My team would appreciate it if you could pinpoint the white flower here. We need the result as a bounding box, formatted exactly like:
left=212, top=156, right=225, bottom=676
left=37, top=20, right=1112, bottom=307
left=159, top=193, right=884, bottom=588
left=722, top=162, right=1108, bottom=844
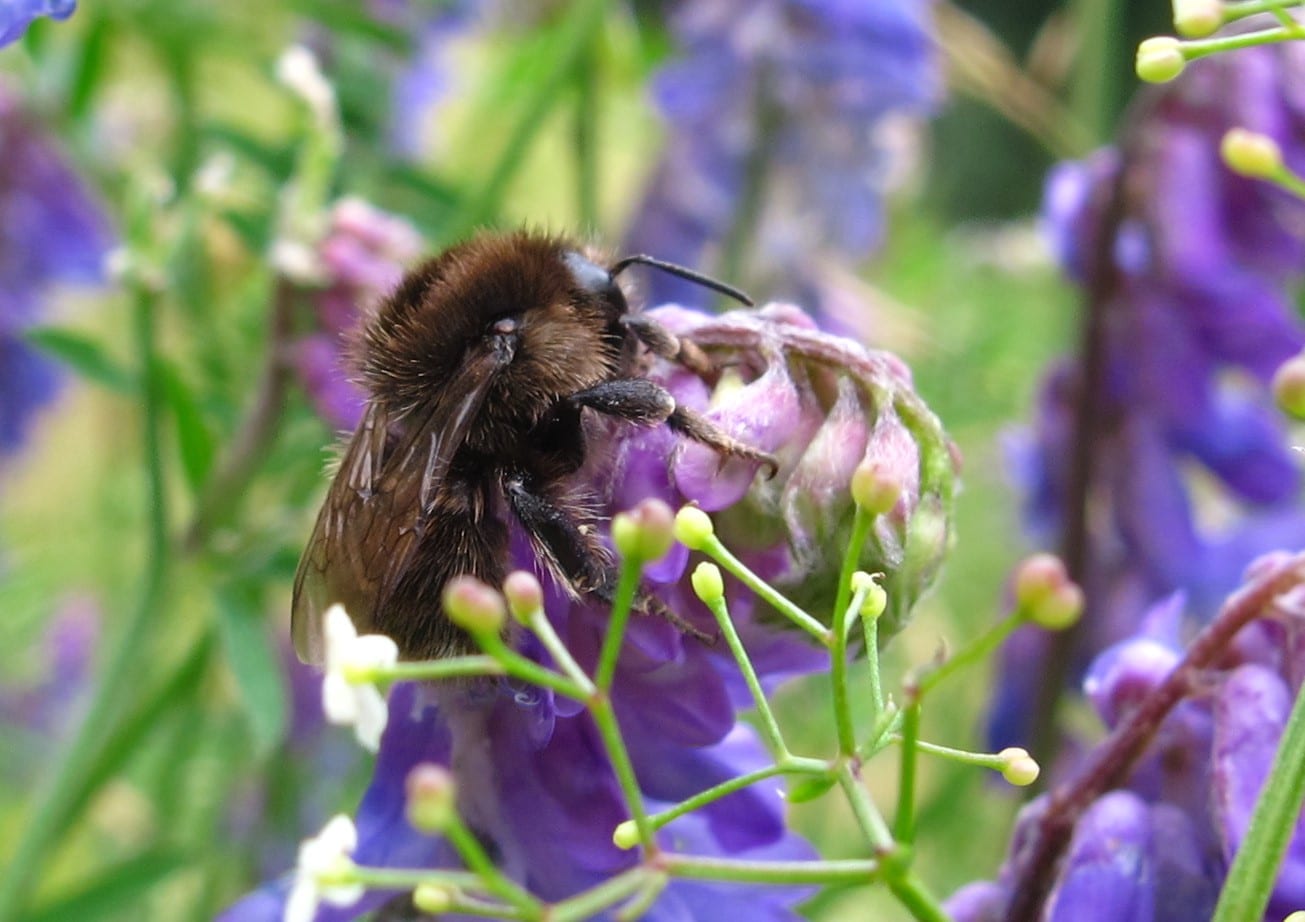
left=284, top=814, right=364, bottom=922
left=321, top=604, right=399, bottom=752
left=276, top=44, right=336, bottom=128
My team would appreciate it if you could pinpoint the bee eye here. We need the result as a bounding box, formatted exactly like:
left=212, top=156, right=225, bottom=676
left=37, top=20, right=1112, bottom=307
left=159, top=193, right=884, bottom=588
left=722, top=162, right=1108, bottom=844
left=562, top=251, right=618, bottom=298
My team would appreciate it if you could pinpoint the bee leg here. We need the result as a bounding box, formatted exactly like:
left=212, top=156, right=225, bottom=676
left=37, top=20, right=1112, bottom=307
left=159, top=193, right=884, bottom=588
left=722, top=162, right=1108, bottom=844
left=621, top=314, right=714, bottom=379
left=502, top=474, right=712, bottom=642
left=569, top=379, right=778, bottom=477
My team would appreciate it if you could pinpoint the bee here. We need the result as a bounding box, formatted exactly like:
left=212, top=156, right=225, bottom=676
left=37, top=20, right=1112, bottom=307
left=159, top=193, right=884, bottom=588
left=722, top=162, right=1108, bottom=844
left=292, top=230, right=774, bottom=664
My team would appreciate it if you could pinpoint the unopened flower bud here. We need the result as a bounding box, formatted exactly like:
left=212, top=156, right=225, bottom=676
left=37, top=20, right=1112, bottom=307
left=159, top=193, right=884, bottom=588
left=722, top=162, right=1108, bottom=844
left=413, top=884, right=457, bottom=914
left=1172, top=0, right=1221, bottom=38
left=1273, top=353, right=1305, bottom=420
left=851, top=459, right=903, bottom=516
left=691, top=562, right=726, bottom=605
left=851, top=571, right=887, bottom=620
left=442, top=576, right=506, bottom=635
left=503, top=571, right=544, bottom=624
left=674, top=506, right=715, bottom=550
left=1034, top=584, right=1084, bottom=631
left=1014, top=553, right=1071, bottom=612
left=406, top=763, right=457, bottom=832
left=612, top=498, right=676, bottom=563
left=612, top=819, right=639, bottom=850
left=1222, top=129, right=1283, bottom=180
left=998, top=747, right=1040, bottom=786
left=1136, top=37, right=1186, bottom=83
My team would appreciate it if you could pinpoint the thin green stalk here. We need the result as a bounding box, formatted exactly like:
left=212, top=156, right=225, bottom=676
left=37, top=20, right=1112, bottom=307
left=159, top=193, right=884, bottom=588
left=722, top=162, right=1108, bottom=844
left=1070, top=0, right=1121, bottom=142
left=0, top=284, right=171, bottom=922
left=889, top=735, right=1007, bottom=769
left=835, top=764, right=895, bottom=850
left=573, top=33, right=599, bottom=231
left=887, top=872, right=951, bottom=922
left=702, top=535, right=829, bottom=642
left=1224, top=0, right=1302, bottom=21
left=701, top=593, right=789, bottom=754
left=378, top=656, right=507, bottom=682
left=595, top=556, right=640, bottom=691
left=590, top=695, right=655, bottom=851
left=663, top=855, right=879, bottom=886
left=644, top=764, right=789, bottom=833
left=1182, top=27, right=1305, bottom=60
left=916, top=612, right=1023, bottom=697
left=551, top=868, right=655, bottom=922
left=615, top=873, right=668, bottom=922
left=448, top=0, right=609, bottom=240
left=527, top=608, right=597, bottom=694
left=830, top=508, right=874, bottom=756
left=1212, top=682, right=1305, bottom=921
left=444, top=819, right=539, bottom=913
left=893, top=701, right=921, bottom=845
left=348, top=867, right=484, bottom=892
left=477, top=635, right=591, bottom=700
left=862, top=609, right=883, bottom=734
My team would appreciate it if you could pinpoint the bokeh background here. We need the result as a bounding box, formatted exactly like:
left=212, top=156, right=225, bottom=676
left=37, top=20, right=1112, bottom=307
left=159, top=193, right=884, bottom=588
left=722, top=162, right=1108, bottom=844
left=0, top=1, right=1264, bottom=920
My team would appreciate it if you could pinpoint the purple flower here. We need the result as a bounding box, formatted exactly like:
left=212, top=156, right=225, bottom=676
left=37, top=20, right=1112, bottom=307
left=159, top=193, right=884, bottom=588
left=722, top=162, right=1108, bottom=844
left=0, top=0, right=76, bottom=47
left=292, top=198, right=423, bottom=430
left=623, top=0, right=938, bottom=313
left=991, top=42, right=1305, bottom=749
left=226, top=302, right=957, bottom=919
left=0, top=89, right=111, bottom=456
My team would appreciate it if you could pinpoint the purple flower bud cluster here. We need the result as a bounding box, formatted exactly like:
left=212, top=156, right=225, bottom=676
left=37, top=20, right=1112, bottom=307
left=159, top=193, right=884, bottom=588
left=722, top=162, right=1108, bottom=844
left=951, top=570, right=1305, bottom=921
left=291, top=198, right=423, bottom=431
left=0, top=0, right=76, bottom=47
left=992, top=42, right=1305, bottom=749
left=623, top=0, right=938, bottom=310
left=0, top=89, right=111, bottom=457
left=225, top=302, right=957, bottom=920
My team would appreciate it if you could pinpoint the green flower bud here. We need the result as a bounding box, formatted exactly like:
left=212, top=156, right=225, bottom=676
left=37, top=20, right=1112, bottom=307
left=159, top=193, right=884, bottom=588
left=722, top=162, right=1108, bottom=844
left=1222, top=129, right=1283, bottom=180
left=1273, top=352, right=1305, bottom=420
left=503, top=570, right=544, bottom=625
left=1136, top=37, right=1186, bottom=84
left=413, top=884, right=457, bottom=914
left=691, top=562, right=726, bottom=605
left=612, top=498, right=676, bottom=563
left=406, top=763, right=457, bottom=833
left=998, top=747, right=1040, bottom=786
left=1172, top=0, right=1221, bottom=38
left=851, top=458, right=903, bottom=516
left=442, top=576, right=506, bottom=635
left=673, top=505, right=715, bottom=550
left=612, top=819, right=639, bottom=850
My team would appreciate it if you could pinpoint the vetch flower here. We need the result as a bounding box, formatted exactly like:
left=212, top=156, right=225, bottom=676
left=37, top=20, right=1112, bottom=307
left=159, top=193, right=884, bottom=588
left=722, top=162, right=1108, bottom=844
left=284, top=814, right=364, bottom=922
left=321, top=604, right=398, bottom=752
left=0, top=0, right=76, bottom=47
left=227, top=302, right=957, bottom=919
left=624, top=0, right=938, bottom=316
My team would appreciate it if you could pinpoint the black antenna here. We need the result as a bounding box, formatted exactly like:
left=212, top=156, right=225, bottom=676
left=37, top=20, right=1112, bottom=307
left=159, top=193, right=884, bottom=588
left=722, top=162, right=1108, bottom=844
left=609, top=254, right=754, bottom=307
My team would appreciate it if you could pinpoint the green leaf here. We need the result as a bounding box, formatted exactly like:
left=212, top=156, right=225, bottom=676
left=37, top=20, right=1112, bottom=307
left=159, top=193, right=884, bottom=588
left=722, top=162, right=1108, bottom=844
left=787, top=775, right=838, bottom=804
left=158, top=360, right=217, bottom=493
left=26, top=848, right=186, bottom=922
left=216, top=586, right=288, bottom=758
left=68, top=13, right=113, bottom=121
left=24, top=327, right=135, bottom=393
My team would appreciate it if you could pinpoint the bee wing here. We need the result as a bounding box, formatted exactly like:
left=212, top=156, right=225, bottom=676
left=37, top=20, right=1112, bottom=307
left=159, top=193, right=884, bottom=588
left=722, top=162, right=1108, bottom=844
left=291, top=346, right=508, bottom=664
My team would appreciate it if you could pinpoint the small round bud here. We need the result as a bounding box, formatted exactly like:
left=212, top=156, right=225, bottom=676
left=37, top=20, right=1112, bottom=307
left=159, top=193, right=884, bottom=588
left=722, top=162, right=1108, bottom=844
left=1013, top=553, right=1070, bottom=611
left=406, top=763, right=457, bottom=832
left=612, top=819, right=639, bottom=850
left=998, top=747, right=1040, bottom=787
left=1172, top=0, right=1221, bottom=38
left=1032, top=583, right=1084, bottom=631
left=1222, top=129, right=1283, bottom=180
left=503, top=570, right=544, bottom=625
left=413, top=884, right=457, bottom=914
left=673, top=506, right=715, bottom=550
left=851, top=571, right=888, bottom=621
left=691, top=562, right=726, bottom=605
left=1136, top=36, right=1186, bottom=83
left=1273, top=353, right=1305, bottom=420
left=1284, top=912, right=1305, bottom=922
left=442, top=576, right=506, bottom=635
left=850, top=459, right=902, bottom=516
left=611, top=498, right=676, bottom=563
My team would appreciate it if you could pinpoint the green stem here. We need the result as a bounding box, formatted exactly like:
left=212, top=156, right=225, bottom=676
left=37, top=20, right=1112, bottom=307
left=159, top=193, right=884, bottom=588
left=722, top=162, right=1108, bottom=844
left=614, top=873, right=668, bottom=922
left=1224, top=0, right=1302, bottom=21
left=836, top=764, right=895, bottom=850
left=702, top=594, right=789, bottom=754
left=644, top=764, right=789, bottom=833
left=551, top=868, right=655, bottom=922
left=887, top=872, right=951, bottom=922
left=862, top=610, right=883, bottom=734
left=444, top=819, right=539, bottom=912
left=1070, top=0, right=1121, bottom=142
left=448, top=0, right=609, bottom=240
left=830, top=509, right=874, bottom=756
left=663, top=855, right=879, bottom=886
left=718, top=65, right=778, bottom=290
left=348, top=866, right=484, bottom=892
left=1212, top=681, right=1305, bottom=922
left=590, top=695, right=655, bottom=851
left=595, top=556, right=640, bottom=691
left=1182, top=27, right=1305, bottom=61
left=527, top=608, right=597, bottom=695
left=378, top=656, right=507, bottom=682
left=703, top=535, right=830, bottom=642
left=916, top=612, right=1023, bottom=697
left=0, top=285, right=171, bottom=922
left=573, top=31, right=599, bottom=231
left=893, top=700, right=921, bottom=845
left=888, top=735, right=1007, bottom=769
left=477, top=635, right=590, bottom=700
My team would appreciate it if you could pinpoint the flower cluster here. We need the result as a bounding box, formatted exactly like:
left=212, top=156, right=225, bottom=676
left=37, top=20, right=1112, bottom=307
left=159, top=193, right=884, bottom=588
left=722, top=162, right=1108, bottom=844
left=951, top=556, right=1305, bottom=920
left=623, top=0, right=938, bottom=315
left=290, top=197, right=423, bottom=431
left=0, top=89, right=111, bottom=458
left=991, top=40, right=1305, bottom=749
left=223, top=300, right=957, bottom=920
